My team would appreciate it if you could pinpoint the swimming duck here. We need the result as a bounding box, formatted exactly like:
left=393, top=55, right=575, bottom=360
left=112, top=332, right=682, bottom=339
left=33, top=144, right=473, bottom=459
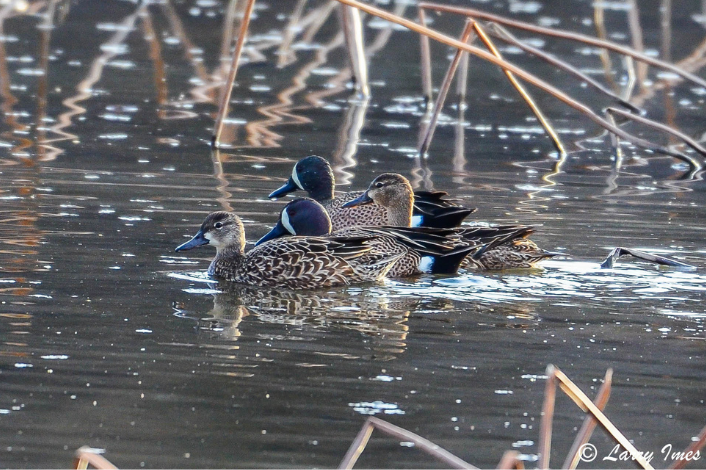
left=257, top=198, right=532, bottom=277
left=174, top=211, right=403, bottom=289
left=268, top=155, right=475, bottom=231
left=343, top=173, right=560, bottom=270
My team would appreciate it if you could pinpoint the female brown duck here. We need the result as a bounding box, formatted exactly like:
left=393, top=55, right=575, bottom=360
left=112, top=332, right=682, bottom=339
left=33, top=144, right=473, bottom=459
left=269, top=156, right=475, bottom=230
left=175, top=211, right=403, bottom=289
left=342, top=173, right=560, bottom=270
left=257, top=198, right=533, bottom=276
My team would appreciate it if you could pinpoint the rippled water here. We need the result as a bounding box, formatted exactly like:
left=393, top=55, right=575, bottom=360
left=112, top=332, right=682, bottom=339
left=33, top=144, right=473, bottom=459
left=0, top=0, right=705, bottom=468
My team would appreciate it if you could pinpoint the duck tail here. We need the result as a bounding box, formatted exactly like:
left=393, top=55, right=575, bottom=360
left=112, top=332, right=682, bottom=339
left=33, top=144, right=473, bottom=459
left=427, top=245, right=478, bottom=274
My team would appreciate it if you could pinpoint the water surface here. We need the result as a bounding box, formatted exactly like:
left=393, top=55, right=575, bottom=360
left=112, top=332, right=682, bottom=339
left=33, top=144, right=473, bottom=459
left=0, top=0, right=705, bottom=468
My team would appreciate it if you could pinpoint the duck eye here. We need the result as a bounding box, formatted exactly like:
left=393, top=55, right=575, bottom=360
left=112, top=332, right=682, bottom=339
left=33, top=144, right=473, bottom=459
left=215, top=222, right=223, bottom=229
left=374, top=181, right=384, bottom=188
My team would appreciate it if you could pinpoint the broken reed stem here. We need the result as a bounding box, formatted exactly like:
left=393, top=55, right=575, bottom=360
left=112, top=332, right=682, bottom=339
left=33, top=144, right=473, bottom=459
left=418, top=19, right=475, bottom=156
left=496, top=450, right=525, bottom=469
left=486, top=23, right=640, bottom=113
left=418, top=8, right=432, bottom=104
left=418, top=2, right=706, bottom=90
left=606, top=106, right=706, bottom=157
left=473, top=22, right=565, bottom=156
left=341, top=4, right=369, bottom=97
left=212, top=0, right=256, bottom=148
left=73, top=447, right=118, bottom=470
left=334, top=0, right=702, bottom=165
left=599, top=247, right=696, bottom=270
left=338, top=417, right=477, bottom=469
left=668, top=424, right=706, bottom=470
left=537, top=365, right=557, bottom=469
left=562, top=368, right=613, bottom=470
left=552, top=367, right=654, bottom=470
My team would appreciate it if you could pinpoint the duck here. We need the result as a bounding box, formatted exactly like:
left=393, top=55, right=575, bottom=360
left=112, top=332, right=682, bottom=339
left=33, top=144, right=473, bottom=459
left=174, top=211, right=404, bottom=289
left=342, top=173, right=560, bottom=270
left=268, top=155, right=475, bottom=231
left=256, top=198, right=533, bottom=277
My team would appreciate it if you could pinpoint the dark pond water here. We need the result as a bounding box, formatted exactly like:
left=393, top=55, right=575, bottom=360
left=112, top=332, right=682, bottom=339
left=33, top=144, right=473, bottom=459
left=0, top=0, right=705, bottom=468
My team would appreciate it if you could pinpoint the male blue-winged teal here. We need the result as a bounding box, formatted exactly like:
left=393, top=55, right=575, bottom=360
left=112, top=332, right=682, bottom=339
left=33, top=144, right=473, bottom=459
left=174, top=211, right=403, bottom=289
left=257, top=198, right=532, bottom=277
left=343, top=173, right=560, bottom=270
left=268, top=156, right=475, bottom=231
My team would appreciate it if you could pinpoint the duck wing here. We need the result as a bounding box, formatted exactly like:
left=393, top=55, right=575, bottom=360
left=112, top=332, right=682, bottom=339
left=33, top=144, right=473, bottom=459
left=412, top=190, right=476, bottom=228
left=244, top=236, right=399, bottom=288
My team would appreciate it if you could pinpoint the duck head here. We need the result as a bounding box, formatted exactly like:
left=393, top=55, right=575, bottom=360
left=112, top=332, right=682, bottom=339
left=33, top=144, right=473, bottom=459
left=342, top=173, right=414, bottom=226
left=268, top=156, right=335, bottom=201
left=256, top=198, right=332, bottom=246
left=175, top=212, right=246, bottom=254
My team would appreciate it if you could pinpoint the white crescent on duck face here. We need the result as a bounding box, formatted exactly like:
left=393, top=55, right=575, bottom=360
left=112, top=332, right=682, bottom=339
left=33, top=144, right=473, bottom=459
left=260, top=198, right=528, bottom=278
left=269, top=156, right=475, bottom=230
left=291, top=163, right=305, bottom=190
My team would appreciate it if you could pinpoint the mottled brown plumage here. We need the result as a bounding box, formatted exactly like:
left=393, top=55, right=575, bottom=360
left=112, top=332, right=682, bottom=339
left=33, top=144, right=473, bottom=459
left=268, top=156, right=475, bottom=231
left=257, top=198, right=528, bottom=278
left=344, top=174, right=558, bottom=270
left=324, top=191, right=390, bottom=231
left=175, top=212, right=402, bottom=289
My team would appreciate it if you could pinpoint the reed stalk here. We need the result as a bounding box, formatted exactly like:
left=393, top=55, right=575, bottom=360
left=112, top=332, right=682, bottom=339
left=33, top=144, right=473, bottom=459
left=496, top=451, right=525, bottom=469
left=73, top=447, right=118, bottom=470
left=418, top=8, right=432, bottom=104
left=338, top=417, right=477, bottom=469
left=609, top=107, right=706, bottom=158
left=486, top=23, right=640, bottom=113
left=537, top=365, right=557, bottom=469
left=418, top=2, right=706, bottom=89
left=627, top=0, right=648, bottom=86
left=212, top=0, right=256, bottom=148
left=668, top=424, right=706, bottom=470
left=418, top=20, right=474, bottom=156
left=341, top=4, right=369, bottom=97
left=552, top=367, right=654, bottom=470
left=473, top=22, right=565, bottom=155
left=562, top=369, right=613, bottom=469
left=332, top=0, right=704, bottom=166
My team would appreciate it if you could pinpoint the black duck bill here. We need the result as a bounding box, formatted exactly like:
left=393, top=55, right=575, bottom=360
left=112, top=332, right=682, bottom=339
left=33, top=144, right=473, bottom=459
left=255, top=219, right=291, bottom=246
left=341, top=191, right=374, bottom=208
left=175, top=230, right=209, bottom=252
left=268, top=177, right=299, bottom=199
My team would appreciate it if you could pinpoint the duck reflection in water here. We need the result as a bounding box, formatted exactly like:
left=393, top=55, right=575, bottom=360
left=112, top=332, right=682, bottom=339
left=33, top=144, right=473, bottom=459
left=177, top=284, right=439, bottom=360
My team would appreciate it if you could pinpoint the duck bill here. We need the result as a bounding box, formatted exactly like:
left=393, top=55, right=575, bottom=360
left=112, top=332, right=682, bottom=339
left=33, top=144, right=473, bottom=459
left=342, top=191, right=373, bottom=208
left=268, top=178, right=299, bottom=199
left=175, top=230, right=209, bottom=252
left=255, top=221, right=289, bottom=246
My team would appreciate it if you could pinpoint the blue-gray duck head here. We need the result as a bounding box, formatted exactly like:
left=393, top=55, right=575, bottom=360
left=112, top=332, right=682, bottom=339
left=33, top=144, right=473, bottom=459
left=256, top=198, right=332, bottom=246
left=268, top=156, right=335, bottom=201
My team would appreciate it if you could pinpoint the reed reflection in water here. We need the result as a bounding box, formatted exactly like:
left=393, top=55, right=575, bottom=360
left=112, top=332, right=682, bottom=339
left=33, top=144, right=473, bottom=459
left=0, top=0, right=703, bottom=468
